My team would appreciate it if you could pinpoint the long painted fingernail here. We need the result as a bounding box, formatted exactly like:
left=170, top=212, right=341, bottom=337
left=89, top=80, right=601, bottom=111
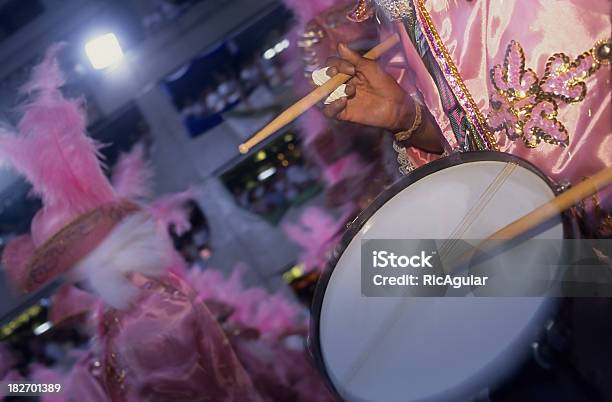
left=311, top=67, right=331, bottom=86
left=324, top=84, right=348, bottom=105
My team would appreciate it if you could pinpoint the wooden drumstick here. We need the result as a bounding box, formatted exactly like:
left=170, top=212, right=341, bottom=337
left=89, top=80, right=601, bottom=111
left=488, top=165, right=612, bottom=240
left=447, top=165, right=612, bottom=272
left=238, top=34, right=400, bottom=154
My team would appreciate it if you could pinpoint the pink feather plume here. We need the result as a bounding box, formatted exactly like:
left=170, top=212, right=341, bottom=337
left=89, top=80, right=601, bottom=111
left=111, top=142, right=154, bottom=200
left=0, top=45, right=116, bottom=215
left=187, top=265, right=303, bottom=339
left=322, top=153, right=368, bottom=186
left=282, top=206, right=351, bottom=272
left=147, top=190, right=193, bottom=236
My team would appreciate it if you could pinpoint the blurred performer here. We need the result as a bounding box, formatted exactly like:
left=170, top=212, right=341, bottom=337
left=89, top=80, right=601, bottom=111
left=0, top=46, right=255, bottom=402
left=277, top=1, right=394, bottom=303
left=316, top=0, right=611, bottom=229
left=289, top=0, right=399, bottom=208
left=0, top=47, right=333, bottom=402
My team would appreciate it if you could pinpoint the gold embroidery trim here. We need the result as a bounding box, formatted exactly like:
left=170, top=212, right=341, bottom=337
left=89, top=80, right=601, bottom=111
left=374, top=0, right=412, bottom=21
left=415, top=0, right=498, bottom=151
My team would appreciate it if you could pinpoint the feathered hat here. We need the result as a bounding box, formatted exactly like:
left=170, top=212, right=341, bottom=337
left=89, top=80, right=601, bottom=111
left=0, top=46, right=179, bottom=308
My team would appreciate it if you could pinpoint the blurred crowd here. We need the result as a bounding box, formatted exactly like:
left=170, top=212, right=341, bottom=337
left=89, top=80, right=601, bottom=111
left=234, top=162, right=319, bottom=217
left=178, top=57, right=285, bottom=124
left=141, top=0, right=204, bottom=34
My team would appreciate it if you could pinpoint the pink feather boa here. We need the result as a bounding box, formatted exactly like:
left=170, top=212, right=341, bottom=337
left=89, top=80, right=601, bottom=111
left=146, top=189, right=194, bottom=236
left=282, top=206, right=352, bottom=272
left=110, top=143, right=154, bottom=200
left=187, top=264, right=305, bottom=339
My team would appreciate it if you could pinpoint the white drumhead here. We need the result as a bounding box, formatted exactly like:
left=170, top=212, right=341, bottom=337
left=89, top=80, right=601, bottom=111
left=318, top=159, right=564, bottom=402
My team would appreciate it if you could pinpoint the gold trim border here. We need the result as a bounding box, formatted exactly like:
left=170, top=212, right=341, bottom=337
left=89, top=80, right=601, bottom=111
left=415, top=0, right=498, bottom=151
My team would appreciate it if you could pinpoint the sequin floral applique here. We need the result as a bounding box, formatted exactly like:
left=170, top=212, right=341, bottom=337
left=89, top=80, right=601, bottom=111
left=488, top=39, right=611, bottom=148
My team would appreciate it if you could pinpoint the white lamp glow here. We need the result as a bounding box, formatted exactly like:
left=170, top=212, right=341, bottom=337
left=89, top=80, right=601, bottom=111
left=33, top=321, right=52, bottom=336
left=257, top=166, right=276, bottom=181
left=85, top=33, right=124, bottom=70
left=263, top=48, right=276, bottom=60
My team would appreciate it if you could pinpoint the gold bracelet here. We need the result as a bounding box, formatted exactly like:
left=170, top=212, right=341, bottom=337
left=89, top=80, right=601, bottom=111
left=394, top=102, right=422, bottom=142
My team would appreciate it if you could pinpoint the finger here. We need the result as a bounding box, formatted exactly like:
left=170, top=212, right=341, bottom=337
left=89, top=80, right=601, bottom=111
left=325, top=56, right=355, bottom=76
left=353, top=70, right=368, bottom=85
left=345, top=83, right=356, bottom=98
left=338, top=43, right=369, bottom=67
left=323, top=97, right=348, bottom=119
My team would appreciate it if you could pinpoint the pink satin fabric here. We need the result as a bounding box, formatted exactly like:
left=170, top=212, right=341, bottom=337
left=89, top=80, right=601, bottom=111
left=100, top=273, right=262, bottom=402
left=412, top=0, right=610, bottom=188
left=29, top=355, right=111, bottom=402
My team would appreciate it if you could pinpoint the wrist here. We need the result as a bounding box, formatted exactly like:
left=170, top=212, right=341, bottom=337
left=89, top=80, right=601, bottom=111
left=390, top=99, right=422, bottom=141
left=388, top=100, right=413, bottom=133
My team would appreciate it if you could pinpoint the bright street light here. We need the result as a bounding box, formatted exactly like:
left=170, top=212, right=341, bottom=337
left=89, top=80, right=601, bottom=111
left=85, top=33, right=124, bottom=70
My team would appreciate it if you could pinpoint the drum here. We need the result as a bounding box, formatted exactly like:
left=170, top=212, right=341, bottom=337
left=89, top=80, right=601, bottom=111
left=311, top=151, right=573, bottom=402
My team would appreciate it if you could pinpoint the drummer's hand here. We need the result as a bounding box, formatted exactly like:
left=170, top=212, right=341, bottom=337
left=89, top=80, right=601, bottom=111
left=323, top=43, right=413, bottom=132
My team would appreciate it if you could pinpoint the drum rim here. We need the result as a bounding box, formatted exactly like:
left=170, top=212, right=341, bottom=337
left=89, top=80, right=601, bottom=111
left=309, top=150, right=574, bottom=400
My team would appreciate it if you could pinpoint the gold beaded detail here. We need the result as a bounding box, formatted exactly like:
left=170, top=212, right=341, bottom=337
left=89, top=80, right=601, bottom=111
left=592, top=38, right=611, bottom=65
left=488, top=39, right=611, bottom=148
left=347, top=0, right=375, bottom=22
left=374, top=0, right=413, bottom=21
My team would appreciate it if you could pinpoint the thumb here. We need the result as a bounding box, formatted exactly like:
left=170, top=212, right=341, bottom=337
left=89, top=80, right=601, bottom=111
left=338, top=43, right=365, bottom=66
